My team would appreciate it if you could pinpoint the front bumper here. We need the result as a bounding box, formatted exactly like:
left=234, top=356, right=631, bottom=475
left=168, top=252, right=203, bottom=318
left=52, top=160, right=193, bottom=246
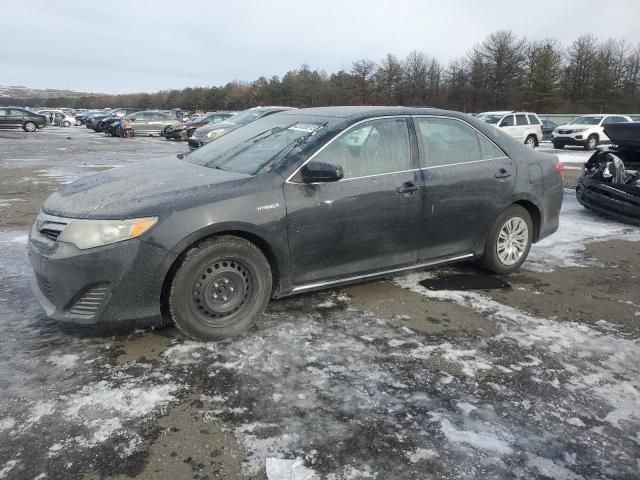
left=551, top=133, right=587, bottom=145
left=576, top=177, right=640, bottom=226
left=28, top=223, right=177, bottom=326
left=165, top=129, right=188, bottom=140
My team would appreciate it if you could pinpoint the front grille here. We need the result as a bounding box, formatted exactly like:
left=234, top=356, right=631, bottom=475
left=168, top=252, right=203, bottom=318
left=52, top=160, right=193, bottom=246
left=69, top=284, right=109, bottom=317
left=36, top=213, right=70, bottom=242
left=36, top=275, right=54, bottom=302
left=558, top=129, right=574, bottom=134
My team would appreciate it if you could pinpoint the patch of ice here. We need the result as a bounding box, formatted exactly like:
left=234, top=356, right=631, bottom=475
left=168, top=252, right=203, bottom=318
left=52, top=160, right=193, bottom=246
left=47, top=353, right=80, bottom=370
left=0, top=233, right=28, bottom=244
left=437, top=418, right=513, bottom=455
left=0, top=417, right=15, bottom=432
left=527, top=455, right=584, bottom=480
left=317, top=300, right=336, bottom=308
left=0, top=460, right=18, bottom=479
left=456, top=402, right=477, bottom=415
left=266, top=457, right=317, bottom=480
left=406, top=447, right=438, bottom=463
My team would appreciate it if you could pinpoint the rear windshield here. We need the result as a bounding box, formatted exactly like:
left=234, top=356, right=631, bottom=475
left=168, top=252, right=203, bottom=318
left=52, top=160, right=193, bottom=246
left=185, top=115, right=326, bottom=175
left=574, top=116, right=602, bottom=125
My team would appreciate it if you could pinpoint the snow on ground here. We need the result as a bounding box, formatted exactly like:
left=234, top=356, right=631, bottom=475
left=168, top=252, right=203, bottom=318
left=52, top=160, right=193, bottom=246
left=525, top=191, right=640, bottom=272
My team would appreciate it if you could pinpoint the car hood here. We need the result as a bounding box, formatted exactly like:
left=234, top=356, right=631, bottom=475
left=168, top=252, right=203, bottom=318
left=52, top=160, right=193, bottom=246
left=42, top=156, right=253, bottom=219
left=556, top=123, right=596, bottom=130
left=603, top=123, right=640, bottom=149
left=194, top=121, right=239, bottom=135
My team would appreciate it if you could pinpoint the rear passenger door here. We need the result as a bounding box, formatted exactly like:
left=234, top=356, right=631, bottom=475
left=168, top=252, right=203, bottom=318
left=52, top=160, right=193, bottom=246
left=414, top=116, right=516, bottom=261
left=514, top=114, right=530, bottom=141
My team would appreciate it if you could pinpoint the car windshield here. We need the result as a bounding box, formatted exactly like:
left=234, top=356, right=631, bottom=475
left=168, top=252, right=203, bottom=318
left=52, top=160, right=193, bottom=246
left=478, top=114, right=503, bottom=125
left=226, top=110, right=263, bottom=125
left=573, top=116, right=602, bottom=125
left=185, top=119, right=323, bottom=175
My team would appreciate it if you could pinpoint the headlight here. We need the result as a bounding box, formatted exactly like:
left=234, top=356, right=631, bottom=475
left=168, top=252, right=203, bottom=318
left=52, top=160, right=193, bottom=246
left=574, top=128, right=587, bottom=133
left=207, top=128, right=226, bottom=139
left=57, top=217, right=158, bottom=249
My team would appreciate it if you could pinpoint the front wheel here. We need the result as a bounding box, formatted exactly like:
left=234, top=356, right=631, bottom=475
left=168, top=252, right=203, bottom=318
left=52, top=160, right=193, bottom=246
left=23, top=121, right=37, bottom=132
left=167, top=236, right=272, bottom=341
left=584, top=135, right=598, bottom=151
left=480, top=205, right=533, bottom=275
left=552, top=141, right=564, bottom=149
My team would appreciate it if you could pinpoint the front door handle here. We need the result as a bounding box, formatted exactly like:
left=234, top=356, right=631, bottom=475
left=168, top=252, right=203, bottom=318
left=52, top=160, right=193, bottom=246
left=495, top=169, right=512, bottom=179
left=396, top=181, right=420, bottom=195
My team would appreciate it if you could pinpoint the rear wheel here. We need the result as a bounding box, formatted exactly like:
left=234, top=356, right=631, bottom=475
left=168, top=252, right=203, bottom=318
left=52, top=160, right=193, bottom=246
left=480, top=205, right=533, bottom=275
left=524, top=135, right=537, bottom=149
left=168, top=236, right=272, bottom=341
left=23, top=121, right=37, bottom=132
left=63, top=121, right=71, bottom=127
left=585, top=135, right=598, bottom=151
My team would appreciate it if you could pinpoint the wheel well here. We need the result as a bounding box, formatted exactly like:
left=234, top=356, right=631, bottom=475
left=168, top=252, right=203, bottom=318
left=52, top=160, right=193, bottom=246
left=513, top=200, right=541, bottom=241
left=160, top=230, right=280, bottom=316
left=588, top=133, right=599, bottom=140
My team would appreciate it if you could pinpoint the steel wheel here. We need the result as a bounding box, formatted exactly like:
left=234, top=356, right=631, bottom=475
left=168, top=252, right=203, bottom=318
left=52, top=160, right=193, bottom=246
left=586, top=135, right=597, bottom=150
left=189, top=258, right=255, bottom=328
left=496, top=216, right=529, bottom=266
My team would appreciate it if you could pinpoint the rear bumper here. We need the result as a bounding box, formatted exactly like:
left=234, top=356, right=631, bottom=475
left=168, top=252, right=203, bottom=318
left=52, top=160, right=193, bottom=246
left=576, top=178, right=640, bottom=226
left=28, top=224, right=177, bottom=326
left=537, top=183, right=563, bottom=241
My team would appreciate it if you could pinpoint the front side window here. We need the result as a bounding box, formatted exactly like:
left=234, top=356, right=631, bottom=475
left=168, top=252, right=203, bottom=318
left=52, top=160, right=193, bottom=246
left=312, top=118, right=411, bottom=179
left=8, top=109, right=25, bottom=117
left=516, top=114, right=529, bottom=126
left=416, top=117, right=482, bottom=167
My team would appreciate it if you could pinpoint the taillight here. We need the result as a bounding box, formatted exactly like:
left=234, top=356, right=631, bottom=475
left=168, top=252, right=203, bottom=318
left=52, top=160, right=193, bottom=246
left=555, top=159, right=564, bottom=177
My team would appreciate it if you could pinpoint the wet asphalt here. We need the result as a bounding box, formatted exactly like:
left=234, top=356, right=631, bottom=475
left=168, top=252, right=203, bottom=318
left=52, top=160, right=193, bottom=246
left=0, top=126, right=639, bottom=480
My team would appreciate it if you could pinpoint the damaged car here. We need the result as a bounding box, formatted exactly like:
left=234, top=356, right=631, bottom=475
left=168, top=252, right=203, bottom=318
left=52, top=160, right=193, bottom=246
left=29, top=107, right=563, bottom=341
left=576, top=122, right=640, bottom=225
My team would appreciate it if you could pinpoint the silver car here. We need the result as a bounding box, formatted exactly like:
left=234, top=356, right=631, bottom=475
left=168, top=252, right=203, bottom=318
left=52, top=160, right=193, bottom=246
left=124, top=111, right=179, bottom=136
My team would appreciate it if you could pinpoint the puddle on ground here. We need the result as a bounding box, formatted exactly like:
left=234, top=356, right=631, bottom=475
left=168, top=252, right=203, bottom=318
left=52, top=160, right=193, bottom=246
left=420, top=274, right=511, bottom=291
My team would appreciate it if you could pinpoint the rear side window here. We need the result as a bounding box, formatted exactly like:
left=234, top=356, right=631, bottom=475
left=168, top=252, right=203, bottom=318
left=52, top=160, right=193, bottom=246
left=527, top=115, right=540, bottom=125
left=415, top=117, right=481, bottom=167
left=313, top=118, right=411, bottom=179
left=516, top=114, right=529, bottom=126
left=500, top=115, right=515, bottom=127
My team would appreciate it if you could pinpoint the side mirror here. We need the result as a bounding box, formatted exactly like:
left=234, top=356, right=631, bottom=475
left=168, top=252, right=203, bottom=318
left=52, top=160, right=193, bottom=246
left=301, top=161, right=344, bottom=183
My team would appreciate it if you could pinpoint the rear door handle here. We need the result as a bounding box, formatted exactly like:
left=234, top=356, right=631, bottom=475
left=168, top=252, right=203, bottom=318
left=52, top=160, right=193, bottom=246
left=396, top=182, right=420, bottom=195
left=495, top=169, right=512, bottom=179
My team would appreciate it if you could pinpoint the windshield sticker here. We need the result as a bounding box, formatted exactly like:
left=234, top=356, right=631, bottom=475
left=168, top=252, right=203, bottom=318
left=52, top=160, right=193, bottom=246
left=288, top=123, right=321, bottom=133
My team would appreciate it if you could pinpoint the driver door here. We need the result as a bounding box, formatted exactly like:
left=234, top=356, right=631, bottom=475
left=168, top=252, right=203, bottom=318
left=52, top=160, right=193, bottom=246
left=284, top=117, right=423, bottom=286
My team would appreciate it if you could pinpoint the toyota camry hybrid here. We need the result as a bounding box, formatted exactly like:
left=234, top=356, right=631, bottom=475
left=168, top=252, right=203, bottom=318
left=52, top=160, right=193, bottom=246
left=29, top=107, right=563, bottom=340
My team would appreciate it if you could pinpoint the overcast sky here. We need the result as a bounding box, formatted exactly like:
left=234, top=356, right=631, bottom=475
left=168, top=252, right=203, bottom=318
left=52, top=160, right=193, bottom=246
left=4, top=0, right=640, bottom=94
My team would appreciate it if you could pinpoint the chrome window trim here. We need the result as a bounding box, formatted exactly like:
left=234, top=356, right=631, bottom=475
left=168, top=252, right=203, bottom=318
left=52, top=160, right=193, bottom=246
left=285, top=115, right=412, bottom=184
left=290, top=253, right=474, bottom=293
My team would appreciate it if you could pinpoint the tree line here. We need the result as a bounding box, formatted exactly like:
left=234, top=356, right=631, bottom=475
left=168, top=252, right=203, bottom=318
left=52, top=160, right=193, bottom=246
left=10, top=31, right=640, bottom=114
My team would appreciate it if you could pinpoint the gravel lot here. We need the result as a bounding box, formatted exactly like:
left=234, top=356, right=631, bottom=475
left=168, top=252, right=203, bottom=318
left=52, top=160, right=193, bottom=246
left=1, top=127, right=639, bottom=480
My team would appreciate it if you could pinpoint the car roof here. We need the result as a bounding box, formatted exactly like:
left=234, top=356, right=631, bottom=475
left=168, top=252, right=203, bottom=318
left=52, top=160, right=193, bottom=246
left=276, top=106, right=477, bottom=122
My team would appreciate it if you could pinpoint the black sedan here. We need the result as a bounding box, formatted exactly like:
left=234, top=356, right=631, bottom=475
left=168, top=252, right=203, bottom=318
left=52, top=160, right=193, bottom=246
left=29, top=107, right=563, bottom=340
left=0, top=108, right=47, bottom=131
left=577, top=122, right=640, bottom=225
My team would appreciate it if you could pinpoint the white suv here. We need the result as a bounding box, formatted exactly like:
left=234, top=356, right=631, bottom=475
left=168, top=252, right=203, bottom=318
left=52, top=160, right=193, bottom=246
left=477, top=111, right=543, bottom=148
left=551, top=114, right=632, bottom=150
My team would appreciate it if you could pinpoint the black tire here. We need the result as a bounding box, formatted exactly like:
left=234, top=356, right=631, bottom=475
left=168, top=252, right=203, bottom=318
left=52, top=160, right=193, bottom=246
left=162, top=125, right=172, bottom=136
left=552, top=141, right=564, bottom=149
left=63, top=121, right=71, bottom=127
left=167, top=236, right=272, bottom=341
left=23, top=121, right=37, bottom=132
left=479, top=205, right=533, bottom=275
left=584, top=135, right=598, bottom=151
left=524, top=135, right=537, bottom=149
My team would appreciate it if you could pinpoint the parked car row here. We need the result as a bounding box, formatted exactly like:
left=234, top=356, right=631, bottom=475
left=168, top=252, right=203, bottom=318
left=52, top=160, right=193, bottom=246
left=550, top=114, right=633, bottom=150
